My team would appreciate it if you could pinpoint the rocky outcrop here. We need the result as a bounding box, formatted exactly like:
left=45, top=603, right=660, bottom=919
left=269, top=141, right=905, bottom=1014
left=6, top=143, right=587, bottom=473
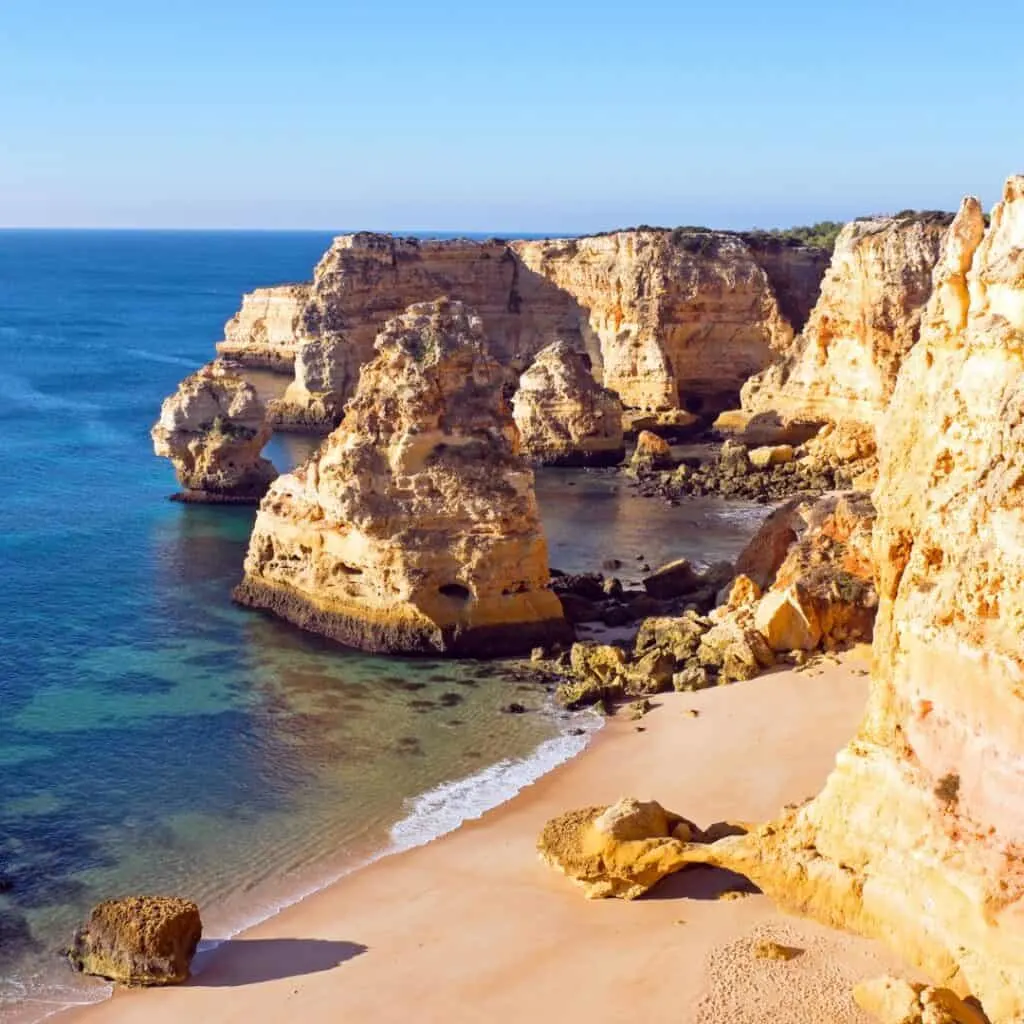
left=513, top=230, right=797, bottom=413
left=537, top=798, right=698, bottom=899
left=67, top=897, right=202, bottom=986
left=151, top=361, right=277, bottom=503
left=731, top=212, right=953, bottom=442
left=853, top=977, right=986, bottom=1024
left=511, top=341, right=624, bottom=466
left=234, top=299, right=570, bottom=656
left=664, top=181, right=1024, bottom=1022
left=215, top=284, right=309, bottom=371
left=268, top=234, right=584, bottom=431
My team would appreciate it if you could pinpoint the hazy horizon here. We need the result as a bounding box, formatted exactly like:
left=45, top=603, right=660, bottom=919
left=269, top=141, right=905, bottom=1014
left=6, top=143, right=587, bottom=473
left=3, top=0, right=1022, bottom=231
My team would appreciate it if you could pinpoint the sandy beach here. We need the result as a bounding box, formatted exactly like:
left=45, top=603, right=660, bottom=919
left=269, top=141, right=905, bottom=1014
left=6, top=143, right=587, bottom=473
left=62, top=649, right=912, bottom=1024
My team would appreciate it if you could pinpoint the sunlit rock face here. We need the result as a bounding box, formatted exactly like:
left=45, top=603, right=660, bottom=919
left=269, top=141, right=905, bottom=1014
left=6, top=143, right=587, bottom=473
left=736, top=212, right=952, bottom=439
left=215, top=284, right=309, bottom=371
left=235, top=298, right=570, bottom=657
left=678, top=180, right=1024, bottom=1022
left=267, top=234, right=584, bottom=431
left=151, top=361, right=276, bottom=503
left=512, top=230, right=800, bottom=414
left=512, top=341, right=624, bottom=466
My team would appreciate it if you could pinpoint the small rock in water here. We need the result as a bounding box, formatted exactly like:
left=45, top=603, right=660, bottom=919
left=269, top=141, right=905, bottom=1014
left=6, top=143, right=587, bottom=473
left=438, top=692, right=464, bottom=707
left=502, top=702, right=529, bottom=714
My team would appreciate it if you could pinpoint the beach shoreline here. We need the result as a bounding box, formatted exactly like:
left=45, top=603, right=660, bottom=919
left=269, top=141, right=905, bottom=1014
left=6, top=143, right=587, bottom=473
left=57, top=647, right=915, bottom=1024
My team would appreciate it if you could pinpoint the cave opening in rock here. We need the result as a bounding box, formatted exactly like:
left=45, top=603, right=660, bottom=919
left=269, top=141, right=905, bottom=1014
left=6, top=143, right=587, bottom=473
left=438, top=583, right=472, bottom=601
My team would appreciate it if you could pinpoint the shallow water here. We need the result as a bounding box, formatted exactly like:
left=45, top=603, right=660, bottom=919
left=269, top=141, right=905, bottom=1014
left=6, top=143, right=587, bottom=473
left=0, top=232, right=767, bottom=1019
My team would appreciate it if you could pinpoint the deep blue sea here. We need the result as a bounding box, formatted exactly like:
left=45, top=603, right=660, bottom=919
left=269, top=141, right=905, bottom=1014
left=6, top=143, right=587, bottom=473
left=0, top=231, right=766, bottom=1020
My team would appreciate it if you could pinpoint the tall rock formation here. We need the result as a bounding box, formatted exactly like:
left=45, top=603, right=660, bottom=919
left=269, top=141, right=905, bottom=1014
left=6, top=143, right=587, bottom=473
left=677, top=180, right=1024, bottom=1021
left=215, top=284, right=309, bottom=371
left=741, top=233, right=831, bottom=332
left=512, top=230, right=798, bottom=413
left=234, top=298, right=571, bottom=656
left=151, top=361, right=277, bottom=502
left=734, top=212, right=953, bottom=439
left=512, top=341, right=625, bottom=466
left=268, top=234, right=584, bottom=431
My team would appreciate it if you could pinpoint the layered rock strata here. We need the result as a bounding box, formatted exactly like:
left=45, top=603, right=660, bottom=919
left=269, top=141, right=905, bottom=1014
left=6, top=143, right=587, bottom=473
left=234, top=299, right=571, bottom=656
left=511, top=341, right=625, bottom=466
left=151, top=361, right=277, bottom=503
left=269, top=234, right=585, bottom=431
left=664, top=182, right=1024, bottom=1022
left=513, top=230, right=798, bottom=413
left=215, top=284, right=309, bottom=371
left=730, top=211, right=953, bottom=442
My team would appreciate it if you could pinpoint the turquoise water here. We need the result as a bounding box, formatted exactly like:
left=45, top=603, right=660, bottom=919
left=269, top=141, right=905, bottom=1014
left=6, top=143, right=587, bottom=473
left=0, top=232, right=765, bottom=1020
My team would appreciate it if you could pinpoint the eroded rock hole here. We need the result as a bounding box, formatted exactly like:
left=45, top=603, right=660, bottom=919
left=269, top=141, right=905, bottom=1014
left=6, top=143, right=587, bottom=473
left=439, top=583, right=472, bottom=601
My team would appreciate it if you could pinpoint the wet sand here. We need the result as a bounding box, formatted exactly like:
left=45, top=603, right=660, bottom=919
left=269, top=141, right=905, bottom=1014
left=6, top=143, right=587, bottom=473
left=64, top=648, right=912, bottom=1024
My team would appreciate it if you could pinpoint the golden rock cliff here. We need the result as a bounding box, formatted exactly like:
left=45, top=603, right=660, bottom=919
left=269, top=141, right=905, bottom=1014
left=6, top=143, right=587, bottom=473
left=269, top=234, right=583, bottom=430
left=681, top=180, right=1024, bottom=1021
left=737, top=212, right=952, bottom=436
left=234, top=298, right=571, bottom=656
left=150, top=361, right=277, bottom=502
left=215, top=284, right=309, bottom=371
left=513, top=230, right=798, bottom=413
left=512, top=340, right=625, bottom=466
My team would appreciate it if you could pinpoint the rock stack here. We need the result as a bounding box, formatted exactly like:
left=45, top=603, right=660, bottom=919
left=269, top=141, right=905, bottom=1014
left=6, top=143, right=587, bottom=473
left=234, top=298, right=571, bottom=656
left=150, top=361, right=277, bottom=503
left=512, top=341, right=624, bottom=466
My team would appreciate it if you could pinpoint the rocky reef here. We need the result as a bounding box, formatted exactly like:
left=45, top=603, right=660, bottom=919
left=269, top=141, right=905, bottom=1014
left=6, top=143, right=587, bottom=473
left=513, top=230, right=802, bottom=414
left=215, top=284, right=309, bottom=371
left=151, top=361, right=277, bottom=503
left=511, top=341, right=624, bottom=466
left=234, top=298, right=571, bottom=656
left=67, top=896, right=202, bottom=986
left=727, top=211, right=953, bottom=444
left=268, top=234, right=584, bottom=431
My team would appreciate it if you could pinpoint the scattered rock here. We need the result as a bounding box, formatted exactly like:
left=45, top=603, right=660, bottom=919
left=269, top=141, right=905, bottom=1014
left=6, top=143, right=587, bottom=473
left=537, top=798, right=696, bottom=899
left=642, top=558, right=701, bottom=599
left=752, top=939, right=802, bottom=961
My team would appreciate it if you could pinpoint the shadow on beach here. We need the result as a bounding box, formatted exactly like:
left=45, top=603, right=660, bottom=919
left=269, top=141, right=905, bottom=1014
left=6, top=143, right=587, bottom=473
left=643, top=865, right=761, bottom=902
left=192, top=938, right=368, bottom=987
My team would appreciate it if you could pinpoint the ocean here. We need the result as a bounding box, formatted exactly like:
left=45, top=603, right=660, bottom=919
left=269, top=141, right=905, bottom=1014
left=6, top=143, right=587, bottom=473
left=0, top=231, right=767, bottom=1021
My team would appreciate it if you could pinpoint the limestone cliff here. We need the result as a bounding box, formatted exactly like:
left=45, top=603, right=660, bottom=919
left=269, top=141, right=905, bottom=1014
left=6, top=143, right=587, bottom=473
left=215, top=284, right=309, bottom=371
left=741, top=234, right=830, bottom=331
left=679, top=180, right=1024, bottom=1021
left=235, top=298, right=570, bottom=656
left=512, top=341, right=624, bottom=466
left=269, top=234, right=583, bottom=431
left=513, top=230, right=797, bottom=413
left=736, top=212, right=953, bottom=436
left=151, top=361, right=277, bottom=503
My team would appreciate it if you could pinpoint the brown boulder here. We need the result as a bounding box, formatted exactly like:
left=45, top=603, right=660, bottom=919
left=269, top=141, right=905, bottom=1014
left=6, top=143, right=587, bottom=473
left=67, top=896, right=202, bottom=986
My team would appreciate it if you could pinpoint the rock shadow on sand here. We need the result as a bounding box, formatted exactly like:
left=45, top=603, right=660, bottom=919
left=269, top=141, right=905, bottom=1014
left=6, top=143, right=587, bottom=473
left=644, top=865, right=761, bottom=901
left=191, top=938, right=368, bottom=987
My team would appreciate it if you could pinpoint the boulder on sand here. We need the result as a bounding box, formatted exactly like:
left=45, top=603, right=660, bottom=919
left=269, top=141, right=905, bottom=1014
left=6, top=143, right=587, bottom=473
left=67, top=896, right=202, bottom=986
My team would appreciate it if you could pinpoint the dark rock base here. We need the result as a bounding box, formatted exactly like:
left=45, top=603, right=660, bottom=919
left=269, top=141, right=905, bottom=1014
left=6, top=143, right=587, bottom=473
left=535, top=448, right=626, bottom=469
left=233, top=577, right=574, bottom=658
left=170, top=491, right=264, bottom=505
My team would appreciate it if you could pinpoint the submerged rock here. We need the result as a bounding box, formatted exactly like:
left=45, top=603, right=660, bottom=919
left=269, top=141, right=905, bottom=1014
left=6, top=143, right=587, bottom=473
left=234, top=298, right=571, bottom=657
left=67, top=896, right=202, bottom=986
left=151, top=361, right=277, bottom=503
left=512, top=340, right=624, bottom=466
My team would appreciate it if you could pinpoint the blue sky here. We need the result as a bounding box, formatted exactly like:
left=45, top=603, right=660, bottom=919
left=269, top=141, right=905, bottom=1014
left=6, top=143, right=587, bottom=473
left=1, top=0, right=1020, bottom=231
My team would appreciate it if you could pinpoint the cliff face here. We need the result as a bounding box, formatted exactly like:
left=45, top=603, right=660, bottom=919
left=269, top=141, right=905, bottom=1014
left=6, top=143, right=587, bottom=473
left=741, top=235, right=831, bottom=332
left=150, top=361, right=277, bottom=503
left=215, top=285, right=309, bottom=371
left=685, top=181, right=1024, bottom=1021
left=235, top=298, right=570, bottom=656
left=269, top=234, right=583, bottom=431
left=512, top=341, right=624, bottom=466
left=739, top=213, right=953, bottom=432
left=513, top=231, right=797, bottom=413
